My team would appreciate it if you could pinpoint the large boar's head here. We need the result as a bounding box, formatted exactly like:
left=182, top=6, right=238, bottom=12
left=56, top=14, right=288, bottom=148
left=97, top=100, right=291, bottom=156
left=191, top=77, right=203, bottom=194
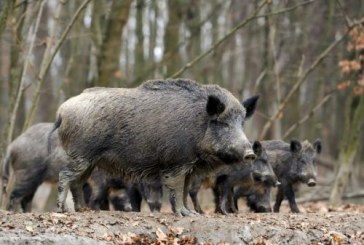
left=199, top=94, right=259, bottom=165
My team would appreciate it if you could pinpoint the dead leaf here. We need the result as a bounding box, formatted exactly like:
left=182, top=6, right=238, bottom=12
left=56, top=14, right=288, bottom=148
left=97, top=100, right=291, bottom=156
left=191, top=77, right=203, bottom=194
left=25, top=226, right=33, bottom=232
left=51, top=213, right=67, bottom=218
left=156, top=227, right=167, bottom=240
left=170, top=226, right=184, bottom=235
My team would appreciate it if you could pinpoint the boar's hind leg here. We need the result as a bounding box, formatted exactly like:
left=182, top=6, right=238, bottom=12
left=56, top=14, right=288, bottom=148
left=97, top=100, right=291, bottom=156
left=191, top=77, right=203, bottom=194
left=57, top=157, right=94, bottom=212
left=21, top=193, right=35, bottom=212
left=7, top=173, right=43, bottom=212
left=163, top=174, right=196, bottom=217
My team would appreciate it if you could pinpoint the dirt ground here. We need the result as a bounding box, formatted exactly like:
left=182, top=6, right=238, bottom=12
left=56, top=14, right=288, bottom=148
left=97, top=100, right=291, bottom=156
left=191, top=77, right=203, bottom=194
left=0, top=202, right=363, bottom=245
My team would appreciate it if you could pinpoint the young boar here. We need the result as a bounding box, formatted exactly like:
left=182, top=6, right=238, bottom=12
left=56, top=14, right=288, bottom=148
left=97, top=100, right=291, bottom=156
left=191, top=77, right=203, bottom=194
left=86, top=174, right=163, bottom=213
left=53, top=79, right=259, bottom=216
left=2, top=123, right=67, bottom=212
left=180, top=141, right=279, bottom=214
left=83, top=168, right=134, bottom=211
left=213, top=141, right=279, bottom=214
left=261, top=139, right=322, bottom=213
left=2, top=123, right=131, bottom=212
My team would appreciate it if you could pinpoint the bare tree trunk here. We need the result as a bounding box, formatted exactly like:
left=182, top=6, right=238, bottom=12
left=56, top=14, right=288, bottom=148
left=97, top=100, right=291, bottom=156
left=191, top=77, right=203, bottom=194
left=97, top=0, right=133, bottom=87
left=133, top=0, right=145, bottom=84
left=163, top=0, right=183, bottom=77
left=330, top=95, right=364, bottom=205
left=185, top=0, right=201, bottom=80
left=0, top=0, right=13, bottom=39
left=6, top=0, right=38, bottom=146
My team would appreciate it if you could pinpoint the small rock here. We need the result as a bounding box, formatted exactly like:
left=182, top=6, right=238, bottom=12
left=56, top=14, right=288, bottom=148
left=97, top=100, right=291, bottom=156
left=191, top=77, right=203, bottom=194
left=240, top=226, right=252, bottom=243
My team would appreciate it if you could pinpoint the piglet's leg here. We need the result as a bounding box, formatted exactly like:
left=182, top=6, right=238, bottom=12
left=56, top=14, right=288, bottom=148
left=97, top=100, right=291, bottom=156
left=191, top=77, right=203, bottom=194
left=284, top=185, right=300, bottom=213
left=273, top=187, right=284, bottom=213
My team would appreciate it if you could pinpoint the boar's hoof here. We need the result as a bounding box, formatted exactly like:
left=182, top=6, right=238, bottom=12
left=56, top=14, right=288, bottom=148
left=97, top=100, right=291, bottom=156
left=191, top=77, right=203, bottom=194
left=57, top=205, right=69, bottom=213
left=175, top=207, right=198, bottom=217
left=307, top=178, right=316, bottom=187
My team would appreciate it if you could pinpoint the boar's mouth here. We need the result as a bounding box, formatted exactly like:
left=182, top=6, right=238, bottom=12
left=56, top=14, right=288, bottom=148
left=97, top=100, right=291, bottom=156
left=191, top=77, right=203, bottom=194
left=216, top=151, right=242, bottom=164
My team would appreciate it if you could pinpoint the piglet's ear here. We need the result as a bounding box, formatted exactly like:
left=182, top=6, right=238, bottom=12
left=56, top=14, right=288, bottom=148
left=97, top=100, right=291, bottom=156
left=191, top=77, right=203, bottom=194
left=206, top=95, right=225, bottom=116
left=290, top=139, right=302, bottom=153
left=252, top=141, right=263, bottom=156
left=313, top=139, right=322, bottom=154
left=242, top=95, right=259, bottom=119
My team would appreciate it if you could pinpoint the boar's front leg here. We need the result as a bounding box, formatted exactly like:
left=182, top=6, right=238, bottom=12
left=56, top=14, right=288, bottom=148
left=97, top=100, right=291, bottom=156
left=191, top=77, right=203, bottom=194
left=163, top=173, right=195, bottom=216
left=284, top=184, right=300, bottom=213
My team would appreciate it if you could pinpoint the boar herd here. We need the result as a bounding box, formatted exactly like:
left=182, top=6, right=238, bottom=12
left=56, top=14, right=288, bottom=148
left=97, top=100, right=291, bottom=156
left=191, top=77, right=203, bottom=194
left=1, top=79, right=321, bottom=216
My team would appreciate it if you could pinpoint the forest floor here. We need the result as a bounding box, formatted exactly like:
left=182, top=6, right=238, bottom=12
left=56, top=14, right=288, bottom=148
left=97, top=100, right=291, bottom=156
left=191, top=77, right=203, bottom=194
left=0, top=202, right=363, bottom=245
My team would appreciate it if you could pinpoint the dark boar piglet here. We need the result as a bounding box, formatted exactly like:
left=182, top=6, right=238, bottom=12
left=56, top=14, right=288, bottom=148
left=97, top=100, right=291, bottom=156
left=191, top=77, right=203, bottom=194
left=213, top=141, right=278, bottom=214
left=233, top=182, right=272, bottom=213
left=83, top=168, right=133, bottom=211
left=136, top=179, right=163, bottom=212
left=180, top=141, right=278, bottom=214
left=261, top=139, right=322, bottom=213
left=52, top=79, right=259, bottom=216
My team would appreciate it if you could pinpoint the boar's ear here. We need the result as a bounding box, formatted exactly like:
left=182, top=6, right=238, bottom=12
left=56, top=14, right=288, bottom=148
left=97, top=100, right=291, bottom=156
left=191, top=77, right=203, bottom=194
left=206, top=95, right=225, bottom=116
left=290, top=140, right=302, bottom=153
left=313, top=139, right=322, bottom=154
left=242, top=95, right=259, bottom=119
left=252, top=141, right=262, bottom=156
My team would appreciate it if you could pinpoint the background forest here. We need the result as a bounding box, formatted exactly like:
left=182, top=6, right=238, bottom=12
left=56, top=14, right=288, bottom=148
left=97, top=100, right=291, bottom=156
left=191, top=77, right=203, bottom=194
left=0, top=0, right=363, bottom=207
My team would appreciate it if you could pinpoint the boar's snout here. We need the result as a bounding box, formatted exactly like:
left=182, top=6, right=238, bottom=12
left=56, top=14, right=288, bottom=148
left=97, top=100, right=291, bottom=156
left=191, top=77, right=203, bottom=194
left=307, top=178, right=316, bottom=187
left=243, top=149, right=256, bottom=162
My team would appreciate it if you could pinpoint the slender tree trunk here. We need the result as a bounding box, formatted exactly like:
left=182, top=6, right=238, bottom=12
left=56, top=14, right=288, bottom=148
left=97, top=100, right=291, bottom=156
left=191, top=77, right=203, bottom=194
left=0, top=0, right=13, bottom=39
left=163, top=0, right=183, bottom=77
left=97, top=0, right=133, bottom=87
left=185, top=0, right=201, bottom=80
left=330, top=95, right=364, bottom=205
left=133, top=0, right=145, bottom=84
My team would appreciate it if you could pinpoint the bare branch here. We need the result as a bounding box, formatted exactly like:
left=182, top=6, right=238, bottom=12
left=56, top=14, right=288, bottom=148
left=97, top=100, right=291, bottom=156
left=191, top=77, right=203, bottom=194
left=335, top=0, right=352, bottom=28
left=169, top=0, right=318, bottom=79
left=6, top=0, right=46, bottom=145
left=256, top=0, right=317, bottom=19
left=132, top=0, right=231, bottom=84
left=283, top=91, right=334, bottom=139
left=258, top=22, right=362, bottom=140
left=22, top=0, right=92, bottom=130
left=169, top=0, right=269, bottom=79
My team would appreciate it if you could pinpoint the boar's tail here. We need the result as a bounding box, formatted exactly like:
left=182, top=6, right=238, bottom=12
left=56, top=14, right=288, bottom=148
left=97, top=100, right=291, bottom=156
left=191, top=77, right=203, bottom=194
left=2, top=148, right=11, bottom=195
left=48, top=115, right=62, bottom=154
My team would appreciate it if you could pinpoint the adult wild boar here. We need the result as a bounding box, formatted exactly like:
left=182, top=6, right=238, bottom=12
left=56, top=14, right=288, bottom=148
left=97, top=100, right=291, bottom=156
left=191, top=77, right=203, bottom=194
left=52, top=79, right=259, bottom=216
left=261, top=139, right=322, bottom=213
